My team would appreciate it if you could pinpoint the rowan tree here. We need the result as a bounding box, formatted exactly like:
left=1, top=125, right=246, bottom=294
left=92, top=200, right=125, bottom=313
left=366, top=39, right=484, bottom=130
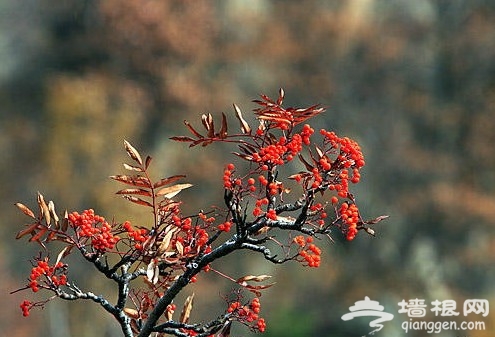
left=13, top=90, right=386, bottom=337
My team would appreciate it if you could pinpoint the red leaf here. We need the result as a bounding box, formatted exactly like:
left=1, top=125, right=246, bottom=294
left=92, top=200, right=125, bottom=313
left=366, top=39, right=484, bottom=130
left=184, top=120, right=204, bottom=139
left=116, top=188, right=152, bottom=197
left=110, top=175, right=152, bottom=188
left=123, top=195, right=153, bottom=208
left=153, top=175, right=186, bottom=188
left=170, top=136, right=196, bottom=143
left=15, top=223, right=38, bottom=239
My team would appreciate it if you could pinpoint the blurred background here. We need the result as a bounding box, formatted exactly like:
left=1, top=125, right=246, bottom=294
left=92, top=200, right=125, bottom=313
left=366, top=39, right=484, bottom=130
left=1, top=0, right=494, bottom=336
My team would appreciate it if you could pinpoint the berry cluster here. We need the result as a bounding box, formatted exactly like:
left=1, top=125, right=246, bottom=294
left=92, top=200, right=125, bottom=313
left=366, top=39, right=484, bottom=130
left=122, top=221, right=149, bottom=251
left=217, top=221, right=232, bottom=232
left=309, top=202, right=328, bottom=227
left=227, top=298, right=266, bottom=332
left=20, top=300, right=32, bottom=317
left=294, top=235, right=321, bottom=267
left=29, top=260, right=67, bottom=292
left=223, top=163, right=236, bottom=189
left=253, top=198, right=269, bottom=217
left=251, top=125, right=314, bottom=168
left=68, top=209, right=120, bottom=252
left=339, top=202, right=360, bottom=241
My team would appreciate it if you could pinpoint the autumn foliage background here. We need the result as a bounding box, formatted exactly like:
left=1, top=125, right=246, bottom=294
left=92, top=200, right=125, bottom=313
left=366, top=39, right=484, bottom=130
left=1, top=1, right=495, bottom=337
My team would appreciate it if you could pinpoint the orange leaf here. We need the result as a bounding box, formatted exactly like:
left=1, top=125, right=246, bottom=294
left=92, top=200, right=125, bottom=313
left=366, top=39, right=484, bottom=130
left=156, top=183, right=193, bottom=199
left=14, top=202, right=35, bottom=219
left=123, top=140, right=143, bottom=165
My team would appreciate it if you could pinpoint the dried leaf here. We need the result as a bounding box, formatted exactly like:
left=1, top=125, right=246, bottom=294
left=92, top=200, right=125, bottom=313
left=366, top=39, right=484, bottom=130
left=37, top=193, right=51, bottom=225
left=201, top=113, right=215, bottom=138
left=110, top=175, right=152, bottom=188
left=61, top=210, right=69, bottom=232
left=365, top=215, right=389, bottom=225
left=298, top=154, right=314, bottom=171
left=175, top=240, right=184, bottom=256
left=219, top=112, right=228, bottom=138
left=170, top=136, right=196, bottom=143
left=153, top=175, right=186, bottom=189
left=123, top=163, right=143, bottom=172
left=124, top=308, right=140, bottom=319
left=123, top=139, right=143, bottom=165
left=236, top=274, right=272, bottom=283
left=277, top=88, right=285, bottom=105
left=14, top=202, right=36, bottom=219
left=156, top=183, right=193, bottom=199
left=145, top=156, right=152, bottom=170
left=123, top=195, right=153, bottom=208
left=244, top=283, right=276, bottom=297
left=29, top=227, right=48, bottom=243
left=233, top=104, right=251, bottom=134
left=184, top=120, right=204, bottom=139
left=48, top=200, right=60, bottom=228
left=232, top=152, right=253, bottom=161
left=146, top=259, right=159, bottom=284
left=157, top=227, right=178, bottom=256
left=116, top=188, right=153, bottom=197
left=315, top=145, right=324, bottom=158
left=55, top=246, right=73, bottom=266
left=15, top=223, right=38, bottom=239
left=180, top=293, right=194, bottom=324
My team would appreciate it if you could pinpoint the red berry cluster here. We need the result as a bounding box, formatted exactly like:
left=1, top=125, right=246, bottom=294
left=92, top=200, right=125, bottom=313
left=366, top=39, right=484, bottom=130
left=223, top=163, right=236, bottom=189
left=251, top=125, right=314, bottom=168
left=223, top=163, right=258, bottom=194
left=339, top=202, right=360, bottom=241
left=309, top=202, right=327, bottom=226
left=29, top=260, right=67, bottom=292
left=172, top=216, right=210, bottom=256
left=122, top=221, right=149, bottom=251
left=217, top=221, right=232, bottom=232
left=20, top=300, right=32, bottom=317
left=294, top=235, right=321, bottom=267
left=68, top=209, right=120, bottom=252
left=253, top=198, right=269, bottom=217
left=227, top=298, right=266, bottom=332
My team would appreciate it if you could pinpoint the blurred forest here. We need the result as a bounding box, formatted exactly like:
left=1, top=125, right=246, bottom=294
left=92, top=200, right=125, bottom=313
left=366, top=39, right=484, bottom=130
left=1, top=1, right=495, bottom=336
